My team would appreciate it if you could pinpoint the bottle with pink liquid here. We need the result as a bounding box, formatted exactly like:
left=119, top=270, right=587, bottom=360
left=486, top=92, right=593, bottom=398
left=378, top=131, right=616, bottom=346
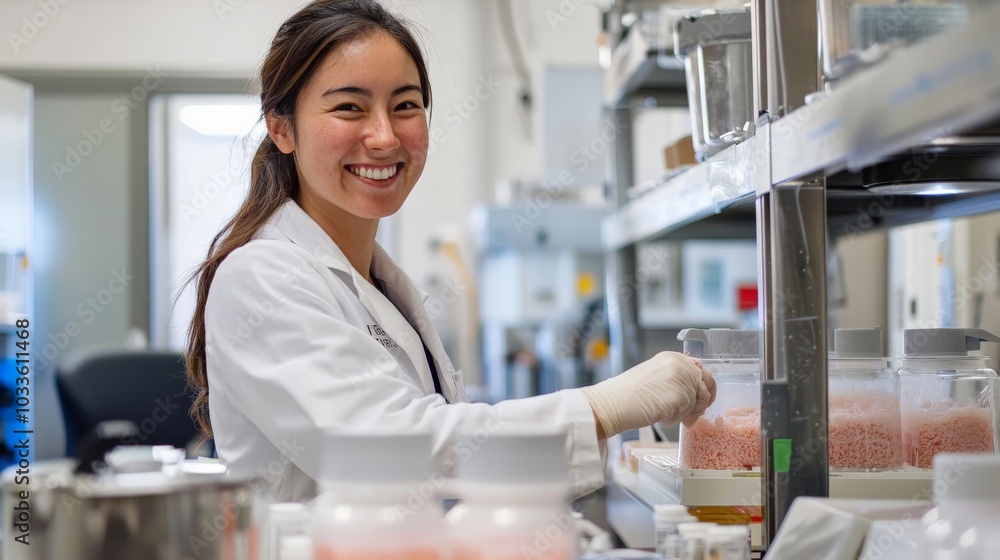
left=899, top=328, right=1000, bottom=469
left=313, top=432, right=447, bottom=560
left=828, top=327, right=903, bottom=471
left=446, top=429, right=576, bottom=560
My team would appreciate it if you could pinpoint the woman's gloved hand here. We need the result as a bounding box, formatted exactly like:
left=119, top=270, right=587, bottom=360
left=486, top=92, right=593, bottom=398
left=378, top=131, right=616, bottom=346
left=580, top=351, right=717, bottom=439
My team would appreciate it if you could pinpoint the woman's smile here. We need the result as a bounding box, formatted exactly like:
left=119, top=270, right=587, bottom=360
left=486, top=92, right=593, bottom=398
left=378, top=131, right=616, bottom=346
left=345, top=161, right=404, bottom=184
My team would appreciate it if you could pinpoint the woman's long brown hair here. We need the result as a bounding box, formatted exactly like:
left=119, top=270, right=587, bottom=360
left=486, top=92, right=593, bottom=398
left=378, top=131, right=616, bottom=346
left=184, top=0, right=433, bottom=437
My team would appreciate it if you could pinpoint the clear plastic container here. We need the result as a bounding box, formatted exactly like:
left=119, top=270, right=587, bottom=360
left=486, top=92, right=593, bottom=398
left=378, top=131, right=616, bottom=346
left=899, top=329, right=1000, bottom=469
left=677, top=329, right=761, bottom=470
left=828, top=327, right=903, bottom=471
left=447, top=430, right=575, bottom=560
left=819, top=0, right=970, bottom=82
left=313, top=432, right=446, bottom=560
left=674, top=9, right=753, bottom=161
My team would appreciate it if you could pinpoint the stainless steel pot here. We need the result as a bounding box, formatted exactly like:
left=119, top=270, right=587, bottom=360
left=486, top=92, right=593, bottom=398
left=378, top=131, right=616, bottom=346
left=1, top=422, right=259, bottom=560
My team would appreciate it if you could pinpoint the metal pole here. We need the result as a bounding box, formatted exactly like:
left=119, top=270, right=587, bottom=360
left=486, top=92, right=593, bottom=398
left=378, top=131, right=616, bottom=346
left=604, top=106, right=643, bottom=374
left=758, top=180, right=830, bottom=547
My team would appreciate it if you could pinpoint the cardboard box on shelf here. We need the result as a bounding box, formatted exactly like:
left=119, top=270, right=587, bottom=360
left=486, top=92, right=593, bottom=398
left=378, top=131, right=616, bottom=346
left=664, top=136, right=697, bottom=171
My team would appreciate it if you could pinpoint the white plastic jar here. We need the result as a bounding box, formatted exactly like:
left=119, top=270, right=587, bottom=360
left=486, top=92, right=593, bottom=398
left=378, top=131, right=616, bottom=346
left=446, top=430, right=575, bottom=560
left=313, top=432, right=446, bottom=560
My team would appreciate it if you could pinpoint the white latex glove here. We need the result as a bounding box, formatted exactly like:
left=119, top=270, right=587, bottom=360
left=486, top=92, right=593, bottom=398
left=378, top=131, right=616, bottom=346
left=580, top=351, right=717, bottom=438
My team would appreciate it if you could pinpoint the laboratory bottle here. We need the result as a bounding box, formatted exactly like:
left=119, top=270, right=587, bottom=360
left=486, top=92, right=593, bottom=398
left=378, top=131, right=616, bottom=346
left=828, top=327, right=903, bottom=471
left=313, top=431, right=446, bottom=560
left=918, top=453, right=1000, bottom=560
left=898, top=328, right=1000, bottom=468
left=704, top=526, right=750, bottom=560
left=446, top=429, right=575, bottom=560
left=676, top=329, right=761, bottom=470
left=654, top=504, right=697, bottom=559
left=263, top=503, right=310, bottom=560
left=677, top=522, right=716, bottom=560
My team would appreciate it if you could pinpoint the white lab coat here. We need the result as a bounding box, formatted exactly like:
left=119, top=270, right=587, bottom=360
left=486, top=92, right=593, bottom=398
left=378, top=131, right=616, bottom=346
left=205, top=199, right=604, bottom=502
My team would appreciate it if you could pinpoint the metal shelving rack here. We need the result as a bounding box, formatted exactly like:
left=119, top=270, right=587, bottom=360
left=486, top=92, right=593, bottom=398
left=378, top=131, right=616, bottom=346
left=601, top=0, right=1000, bottom=550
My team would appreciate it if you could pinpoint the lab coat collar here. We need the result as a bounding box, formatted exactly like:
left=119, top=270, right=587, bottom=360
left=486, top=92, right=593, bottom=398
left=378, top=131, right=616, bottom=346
left=370, top=245, right=459, bottom=400
left=258, top=199, right=355, bottom=275
left=259, top=199, right=456, bottom=399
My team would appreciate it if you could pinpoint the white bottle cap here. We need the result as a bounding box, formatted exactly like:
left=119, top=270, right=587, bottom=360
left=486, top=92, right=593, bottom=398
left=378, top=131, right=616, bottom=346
left=318, top=431, right=433, bottom=488
left=454, top=429, right=569, bottom=486
left=654, top=504, right=693, bottom=522
left=278, top=535, right=313, bottom=560
left=678, top=521, right=716, bottom=535
left=933, top=453, right=1000, bottom=503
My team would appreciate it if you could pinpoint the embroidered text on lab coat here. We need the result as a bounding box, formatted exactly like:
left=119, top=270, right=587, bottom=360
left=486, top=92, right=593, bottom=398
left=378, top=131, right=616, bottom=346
left=366, top=324, right=399, bottom=349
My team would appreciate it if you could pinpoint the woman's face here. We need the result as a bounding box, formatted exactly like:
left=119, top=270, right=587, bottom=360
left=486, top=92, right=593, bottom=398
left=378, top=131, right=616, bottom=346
left=268, top=31, right=429, bottom=221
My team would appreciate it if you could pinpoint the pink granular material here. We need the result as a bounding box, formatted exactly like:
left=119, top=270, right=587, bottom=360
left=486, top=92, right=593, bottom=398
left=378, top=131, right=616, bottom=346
left=681, top=406, right=761, bottom=470
left=829, top=395, right=903, bottom=470
left=902, top=404, right=996, bottom=468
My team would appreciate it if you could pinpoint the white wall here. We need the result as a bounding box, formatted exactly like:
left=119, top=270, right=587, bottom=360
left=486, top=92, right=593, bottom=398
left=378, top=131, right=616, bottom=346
left=0, top=0, right=300, bottom=76
left=483, top=0, right=604, bottom=190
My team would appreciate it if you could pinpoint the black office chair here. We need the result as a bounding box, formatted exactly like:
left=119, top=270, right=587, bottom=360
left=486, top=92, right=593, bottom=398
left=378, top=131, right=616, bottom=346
left=55, top=347, right=201, bottom=457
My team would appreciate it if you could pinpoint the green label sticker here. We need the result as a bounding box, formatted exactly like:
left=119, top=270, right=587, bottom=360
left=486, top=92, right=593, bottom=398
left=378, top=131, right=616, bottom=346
left=773, top=439, right=792, bottom=473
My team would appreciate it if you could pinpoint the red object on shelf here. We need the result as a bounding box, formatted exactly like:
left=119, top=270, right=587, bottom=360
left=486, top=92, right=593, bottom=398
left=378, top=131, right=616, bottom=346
left=737, top=284, right=758, bottom=311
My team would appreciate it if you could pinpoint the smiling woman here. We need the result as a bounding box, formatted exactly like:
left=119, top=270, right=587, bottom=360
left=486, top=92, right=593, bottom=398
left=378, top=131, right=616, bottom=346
left=266, top=31, right=429, bottom=261
left=182, top=0, right=714, bottom=506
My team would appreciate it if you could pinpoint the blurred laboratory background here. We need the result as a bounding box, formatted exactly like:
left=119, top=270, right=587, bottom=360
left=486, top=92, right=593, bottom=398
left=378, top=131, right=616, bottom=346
left=1, top=0, right=1000, bottom=556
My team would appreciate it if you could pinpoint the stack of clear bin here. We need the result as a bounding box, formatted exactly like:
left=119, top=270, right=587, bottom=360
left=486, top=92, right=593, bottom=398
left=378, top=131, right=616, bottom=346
left=828, top=327, right=903, bottom=471
left=899, top=328, right=1000, bottom=468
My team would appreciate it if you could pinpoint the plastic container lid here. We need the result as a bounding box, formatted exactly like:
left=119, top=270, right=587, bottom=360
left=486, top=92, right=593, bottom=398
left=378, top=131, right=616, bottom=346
left=903, top=328, right=1000, bottom=358
left=933, top=454, right=1000, bottom=503
left=678, top=328, right=759, bottom=359
left=831, top=327, right=883, bottom=358
left=674, top=8, right=752, bottom=57
left=678, top=521, right=716, bottom=535
left=318, top=431, right=433, bottom=487
left=454, top=429, right=569, bottom=486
